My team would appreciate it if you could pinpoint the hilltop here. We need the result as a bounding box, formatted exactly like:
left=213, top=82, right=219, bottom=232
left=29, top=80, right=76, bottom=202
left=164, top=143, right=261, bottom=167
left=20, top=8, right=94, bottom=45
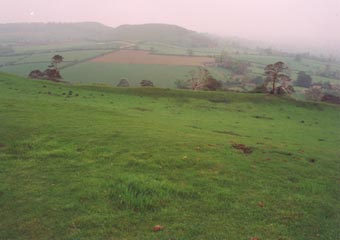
left=0, top=72, right=339, bottom=239
left=111, top=23, right=215, bottom=47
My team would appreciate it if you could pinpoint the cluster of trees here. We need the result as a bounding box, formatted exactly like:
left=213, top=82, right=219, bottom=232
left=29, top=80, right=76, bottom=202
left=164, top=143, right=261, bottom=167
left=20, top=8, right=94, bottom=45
left=294, top=71, right=312, bottom=88
left=215, top=51, right=250, bottom=75
left=175, top=67, right=222, bottom=91
left=316, top=64, right=340, bottom=80
left=28, top=54, right=64, bottom=81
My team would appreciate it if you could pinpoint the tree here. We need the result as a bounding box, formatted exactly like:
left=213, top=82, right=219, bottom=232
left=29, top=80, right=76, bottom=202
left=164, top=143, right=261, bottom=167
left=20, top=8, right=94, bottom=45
left=264, top=61, right=290, bottom=94
left=150, top=47, right=156, bottom=54
left=51, top=55, right=64, bottom=72
left=215, top=50, right=229, bottom=64
left=251, top=76, right=264, bottom=85
left=294, top=54, right=302, bottom=62
left=295, top=71, right=312, bottom=88
left=187, top=67, right=221, bottom=91
left=305, top=87, right=323, bottom=102
left=187, top=48, right=194, bottom=56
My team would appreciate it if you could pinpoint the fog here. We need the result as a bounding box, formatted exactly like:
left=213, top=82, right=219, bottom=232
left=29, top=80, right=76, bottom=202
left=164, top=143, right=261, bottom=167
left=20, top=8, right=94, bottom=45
left=1, top=0, right=339, bottom=53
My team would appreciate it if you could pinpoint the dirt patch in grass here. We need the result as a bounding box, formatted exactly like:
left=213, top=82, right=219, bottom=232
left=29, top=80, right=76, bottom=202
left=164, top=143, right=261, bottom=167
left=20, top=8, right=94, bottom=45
left=213, top=130, right=241, bottom=136
left=90, top=50, right=214, bottom=66
left=269, top=150, right=293, bottom=156
left=131, top=107, right=152, bottom=112
left=252, top=115, right=274, bottom=120
left=0, top=143, right=6, bottom=148
left=232, top=143, right=253, bottom=154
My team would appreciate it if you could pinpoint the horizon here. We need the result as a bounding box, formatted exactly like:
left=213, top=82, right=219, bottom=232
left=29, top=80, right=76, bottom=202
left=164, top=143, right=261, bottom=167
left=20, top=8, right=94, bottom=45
left=1, top=0, right=340, bottom=55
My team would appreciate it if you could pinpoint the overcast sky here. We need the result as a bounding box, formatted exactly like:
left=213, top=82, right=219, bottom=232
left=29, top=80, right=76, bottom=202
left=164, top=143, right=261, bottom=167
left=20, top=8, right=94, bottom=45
left=1, top=0, right=339, bottom=50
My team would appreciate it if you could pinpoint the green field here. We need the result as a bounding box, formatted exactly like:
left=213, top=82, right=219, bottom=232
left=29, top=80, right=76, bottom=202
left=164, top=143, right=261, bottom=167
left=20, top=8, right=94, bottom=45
left=1, top=40, right=340, bottom=88
left=0, top=72, right=339, bottom=239
left=0, top=49, right=113, bottom=78
left=15, top=50, right=111, bottom=64
left=62, top=62, right=198, bottom=88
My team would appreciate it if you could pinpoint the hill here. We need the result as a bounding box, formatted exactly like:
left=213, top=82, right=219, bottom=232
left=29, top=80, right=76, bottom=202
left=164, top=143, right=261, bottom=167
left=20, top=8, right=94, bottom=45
left=111, top=23, right=215, bottom=47
left=0, top=22, right=216, bottom=48
left=0, top=22, right=114, bottom=43
left=0, top=72, right=339, bottom=239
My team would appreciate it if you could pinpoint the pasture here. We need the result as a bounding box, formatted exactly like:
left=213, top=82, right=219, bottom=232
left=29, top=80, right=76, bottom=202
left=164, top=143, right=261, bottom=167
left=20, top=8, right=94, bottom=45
left=0, top=72, right=339, bottom=239
left=62, top=62, right=197, bottom=88
left=1, top=40, right=340, bottom=89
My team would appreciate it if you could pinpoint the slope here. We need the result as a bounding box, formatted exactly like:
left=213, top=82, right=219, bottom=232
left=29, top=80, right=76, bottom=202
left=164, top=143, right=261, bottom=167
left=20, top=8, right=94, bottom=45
left=0, top=72, right=339, bottom=239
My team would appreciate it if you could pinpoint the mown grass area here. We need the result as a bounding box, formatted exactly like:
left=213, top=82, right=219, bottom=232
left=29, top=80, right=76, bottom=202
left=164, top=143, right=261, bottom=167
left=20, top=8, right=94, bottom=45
left=0, top=72, right=339, bottom=239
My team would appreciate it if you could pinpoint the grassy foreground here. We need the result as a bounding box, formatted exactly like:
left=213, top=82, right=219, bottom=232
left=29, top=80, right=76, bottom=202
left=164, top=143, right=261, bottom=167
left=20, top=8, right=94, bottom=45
left=0, top=73, right=339, bottom=239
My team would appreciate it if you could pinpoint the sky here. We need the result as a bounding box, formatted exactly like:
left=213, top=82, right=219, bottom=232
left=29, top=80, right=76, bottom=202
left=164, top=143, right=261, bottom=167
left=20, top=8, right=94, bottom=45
left=1, top=0, right=340, bottom=51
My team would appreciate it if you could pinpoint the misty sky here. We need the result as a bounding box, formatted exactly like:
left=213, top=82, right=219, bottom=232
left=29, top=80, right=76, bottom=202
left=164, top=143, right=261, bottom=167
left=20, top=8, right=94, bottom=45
left=1, top=0, right=340, bottom=49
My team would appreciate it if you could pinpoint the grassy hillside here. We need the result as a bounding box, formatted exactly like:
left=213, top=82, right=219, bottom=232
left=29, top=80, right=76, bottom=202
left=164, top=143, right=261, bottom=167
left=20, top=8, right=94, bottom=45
left=111, top=24, right=215, bottom=47
left=0, top=73, right=339, bottom=239
left=0, top=22, right=215, bottom=48
left=0, top=22, right=114, bottom=43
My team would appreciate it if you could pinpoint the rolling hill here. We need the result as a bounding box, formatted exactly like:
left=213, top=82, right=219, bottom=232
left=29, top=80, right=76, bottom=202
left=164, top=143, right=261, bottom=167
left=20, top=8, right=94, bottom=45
left=0, top=22, right=216, bottom=48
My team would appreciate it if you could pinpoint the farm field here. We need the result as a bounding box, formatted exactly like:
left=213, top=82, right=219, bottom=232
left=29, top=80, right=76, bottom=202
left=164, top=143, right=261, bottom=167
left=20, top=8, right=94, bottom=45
left=90, top=50, right=215, bottom=66
left=62, top=62, right=198, bottom=88
left=62, top=64, right=233, bottom=88
left=0, top=49, right=113, bottom=77
left=0, top=72, right=339, bottom=239
left=1, top=40, right=340, bottom=88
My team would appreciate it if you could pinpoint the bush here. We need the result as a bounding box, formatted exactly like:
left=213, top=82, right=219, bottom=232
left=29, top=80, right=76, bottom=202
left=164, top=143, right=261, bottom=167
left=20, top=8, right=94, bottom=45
left=174, top=79, right=190, bottom=89
left=305, top=87, right=323, bottom=101
left=252, top=84, right=267, bottom=93
left=295, top=71, right=312, bottom=88
left=117, top=79, right=130, bottom=87
left=251, top=76, right=264, bottom=85
left=205, top=77, right=222, bottom=91
left=140, top=80, right=154, bottom=87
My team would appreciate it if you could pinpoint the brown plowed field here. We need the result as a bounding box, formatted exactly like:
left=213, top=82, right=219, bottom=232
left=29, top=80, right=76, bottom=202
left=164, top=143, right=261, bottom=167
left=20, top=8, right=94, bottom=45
left=90, top=50, right=214, bottom=66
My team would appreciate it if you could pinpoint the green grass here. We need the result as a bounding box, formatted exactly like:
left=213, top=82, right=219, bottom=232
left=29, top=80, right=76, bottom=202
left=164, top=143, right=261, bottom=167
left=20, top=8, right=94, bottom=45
left=15, top=50, right=111, bottom=64
left=0, top=72, right=339, bottom=239
left=62, top=62, right=198, bottom=88
left=12, top=40, right=127, bottom=54
left=0, top=50, right=112, bottom=77
left=0, top=63, right=52, bottom=76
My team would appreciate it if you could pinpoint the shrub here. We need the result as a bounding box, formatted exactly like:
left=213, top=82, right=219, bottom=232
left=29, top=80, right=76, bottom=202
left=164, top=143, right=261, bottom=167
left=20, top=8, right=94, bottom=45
left=295, top=71, right=312, bottom=88
left=140, top=80, right=154, bottom=87
left=305, top=87, right=323, bottom=101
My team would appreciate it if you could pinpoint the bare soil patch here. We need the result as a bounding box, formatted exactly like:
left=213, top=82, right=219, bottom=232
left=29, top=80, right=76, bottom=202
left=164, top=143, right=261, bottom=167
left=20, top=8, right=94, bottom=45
left=232, top=143, right=253, bottom=154
left=90, top=50, right=214, bottom=66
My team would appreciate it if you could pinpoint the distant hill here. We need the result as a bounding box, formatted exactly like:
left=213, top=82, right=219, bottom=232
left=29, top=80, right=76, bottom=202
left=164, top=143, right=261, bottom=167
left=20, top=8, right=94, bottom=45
left=0, top=22, right=114, bottom=43
left=0, top=22, right=216, bottom=48
left=111, top=23, right=216, bottom=47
